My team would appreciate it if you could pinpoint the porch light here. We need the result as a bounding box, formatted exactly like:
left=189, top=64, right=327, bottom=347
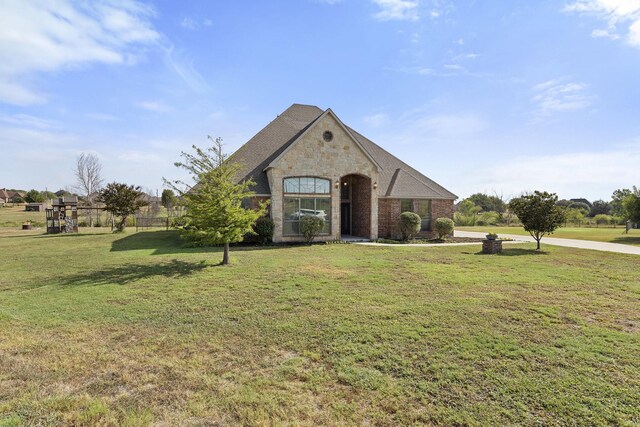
left=343, top=181, right=348, bottom=186
left=334, top=181, right=340, bottom=189
left=373, top=181, right=378, bottom=190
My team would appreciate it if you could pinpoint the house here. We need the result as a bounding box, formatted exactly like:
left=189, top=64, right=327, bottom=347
left=230, top=104, right=457, bottom=242
left=0, top=188, right=23, bottom=204
left=0, top=188, right=9, bottom=204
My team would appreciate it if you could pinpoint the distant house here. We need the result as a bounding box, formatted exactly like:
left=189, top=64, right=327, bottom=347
left=8, top=191, right=25, bottom=203
left=55, top=189, right=72, bottom=197
left=0, top=188, right=9, bottom=204
left=227, top=104, right=457, bottom=242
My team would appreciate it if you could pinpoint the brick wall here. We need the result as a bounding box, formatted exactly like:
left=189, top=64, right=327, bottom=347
left=378, top=198, right=402, bottom=239
left=432, top=199, right=454, bottom=222
left=378, top=198, right=455, bottom=239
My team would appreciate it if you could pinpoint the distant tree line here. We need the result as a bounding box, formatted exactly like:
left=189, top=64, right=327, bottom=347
left=455, top=186, right=640, bottom=230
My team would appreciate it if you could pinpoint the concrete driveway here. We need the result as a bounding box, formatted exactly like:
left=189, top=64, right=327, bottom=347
left=455, top=230, right=640, bottom=256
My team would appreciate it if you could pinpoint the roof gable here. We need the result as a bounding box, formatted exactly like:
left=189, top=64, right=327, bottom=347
left=265, top=109, right=381, bottom=172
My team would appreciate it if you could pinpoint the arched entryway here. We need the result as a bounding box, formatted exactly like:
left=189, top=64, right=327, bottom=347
left=339, top=174, right=372, bottom=239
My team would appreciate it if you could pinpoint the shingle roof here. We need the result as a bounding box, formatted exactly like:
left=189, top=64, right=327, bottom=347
left=232, top=104, right=457, bottom=200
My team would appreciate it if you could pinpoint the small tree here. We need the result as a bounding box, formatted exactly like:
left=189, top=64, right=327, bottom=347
left=97, top=182, right=148, bottom=232
left=161, top=189, right=177, bottom=211
left=593, top=214, right=611, bottom=227
left=399, top=211, right=421, bottom=241
left=509, top=191, right=566, bottom=250
left=25, top=189, right=44, bottom=203
left=73, top=153, right=104, bottom=227
left=589, top=200, right=611, bottom=217
left=434, top=217, right=454, bottom=240
left=300, top=215, right=324, bottom=243
left=165, top=136, right=268, bottom=265
left=622, top=193, right=640, bottom=231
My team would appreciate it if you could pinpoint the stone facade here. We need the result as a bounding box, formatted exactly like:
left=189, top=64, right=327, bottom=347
left=266, top=113, right=379, bottom=242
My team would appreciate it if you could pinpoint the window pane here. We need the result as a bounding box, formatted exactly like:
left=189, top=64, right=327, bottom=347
left=315, top=178, right=330, bottom=194
left=284, top=178, right=299, bottom=193
left=284, top=198, right=300, bottom=220
left=315, top=198, right=330, bottom=222
left=317, top=198, right=331, bottom=233
left=421, top=219, right=431, bottom=232
left=401, top=199, right=412, bottom=212
left=416, top=200, right=431, bottom=218
left=300, top=198, right=315, bottom=217
left=283, top=221, right=299, bottom=235
left=299, top=177, right=315, bottom=193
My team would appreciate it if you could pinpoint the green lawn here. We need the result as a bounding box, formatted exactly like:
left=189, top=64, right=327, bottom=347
left=0, top=229, right=639, bottom=425
left=0, top=205, right=46, bottom=227
left=458, top=225, right=640, bottom=246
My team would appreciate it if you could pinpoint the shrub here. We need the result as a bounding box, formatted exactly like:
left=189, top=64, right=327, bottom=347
left=300, top=215, right=325, bottom=243
left=476, top=211, right=500, bottom=226
left=253, top=216, right=275, bottom=244
left=434, top=217, right=454, bottom=240
left=399, top=211, right=421, bottom=241
left=594, top=214, right=612, bottom=227
left=78, top=220, right=88, bottom=227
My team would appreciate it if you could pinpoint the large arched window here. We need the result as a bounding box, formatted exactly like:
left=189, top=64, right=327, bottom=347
left=283, top=177, right=331, bottom=236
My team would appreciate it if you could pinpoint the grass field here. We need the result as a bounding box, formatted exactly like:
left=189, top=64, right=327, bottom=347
left=0, top=205, right=46, bottom=227
left=458, top=225, right=640, bottom=246
left=0, top=229, right=639, bottom=425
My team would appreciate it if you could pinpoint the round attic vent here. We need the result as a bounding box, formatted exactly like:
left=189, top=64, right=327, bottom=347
left=323, top=131, right=333, bottom=142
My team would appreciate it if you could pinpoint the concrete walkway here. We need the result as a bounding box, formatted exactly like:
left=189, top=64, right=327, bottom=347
left=455, top=230, right=640, bottom=256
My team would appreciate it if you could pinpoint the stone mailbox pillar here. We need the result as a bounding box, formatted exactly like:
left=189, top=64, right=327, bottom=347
left=482, top=239, right=502, bottom=254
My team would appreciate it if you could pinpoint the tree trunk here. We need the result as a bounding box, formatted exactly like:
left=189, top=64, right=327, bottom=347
left=222, top=242, right=230, bottom=265
left=536, top=238, right=541, bottom=250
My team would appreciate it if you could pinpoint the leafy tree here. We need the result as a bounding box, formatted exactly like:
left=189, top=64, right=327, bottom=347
left=25, top=189, right=44, bottom=203
left=588, top=200, right=611, bottom=217
left=611, top=188, right=633, bottom=217
left=454, top=199, right=481, bottom=226
left=97, top=182, right=148, bottom=232
left=41, top=190, right=56, bottom=201
left=166, top=136, right=268, bottom=265
left=399, top=211, right=421, bottom=241
left=509, top=191, right=566, bottom=250
left=564, top=207, right=586, bottom=226
left=300, top=216, right=325, bottom=243
left=593, top=214, right=612, bottom=227
left=161, top=189, right=177, bottom=210
left=622, top=194, right=640, bottom=225
left=466, top=193, right=506, bottom=213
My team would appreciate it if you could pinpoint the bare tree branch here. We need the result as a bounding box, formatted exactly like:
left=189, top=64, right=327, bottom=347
left=73, top=153, right=104, bottom=226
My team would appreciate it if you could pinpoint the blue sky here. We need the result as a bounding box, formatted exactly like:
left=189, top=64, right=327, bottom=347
left=0, top=0, right=639, bottom=201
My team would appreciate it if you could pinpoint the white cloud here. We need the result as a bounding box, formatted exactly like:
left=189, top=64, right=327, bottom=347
left=135, top=101, right=172, bottom=112
left=564, top=0, right=640, bottom=49
left=163, top=45, right=210, bottom=93
left=0, top=0, right=160, bottom=106
left=532, top=79, right=594, bottom=116
left=180, top=17, right=213, bottom=30
left=363, top=113, right=390, bottom=127
left=180, top=17, right=198, bottom=30
left=372, top=0, right=419, bottom=21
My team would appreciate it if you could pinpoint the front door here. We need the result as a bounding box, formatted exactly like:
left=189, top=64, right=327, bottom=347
left=341, top=203, right=351, bottom=235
